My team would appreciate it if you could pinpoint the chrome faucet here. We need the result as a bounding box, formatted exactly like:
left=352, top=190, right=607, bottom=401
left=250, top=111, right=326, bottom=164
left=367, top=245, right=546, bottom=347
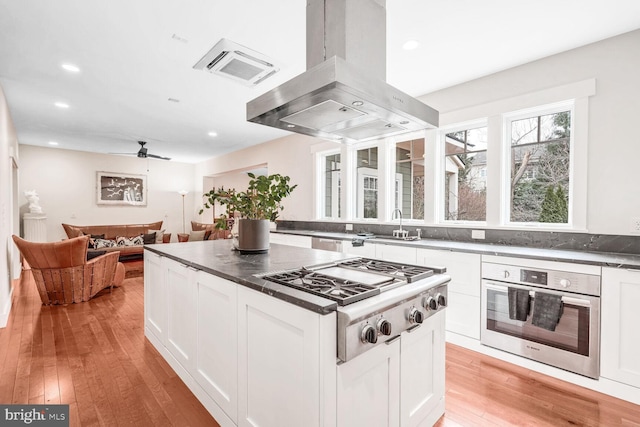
left=391, top=209, right=407, bottom=238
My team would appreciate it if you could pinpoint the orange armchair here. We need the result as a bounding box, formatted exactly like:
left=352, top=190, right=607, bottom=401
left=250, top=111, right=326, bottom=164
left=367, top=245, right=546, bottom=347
left=12, top=235, right=126, bottom=305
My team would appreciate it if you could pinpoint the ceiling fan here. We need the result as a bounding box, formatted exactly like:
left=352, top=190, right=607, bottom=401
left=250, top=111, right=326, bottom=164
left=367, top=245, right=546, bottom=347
left=114, top=141, right=171, bottom=161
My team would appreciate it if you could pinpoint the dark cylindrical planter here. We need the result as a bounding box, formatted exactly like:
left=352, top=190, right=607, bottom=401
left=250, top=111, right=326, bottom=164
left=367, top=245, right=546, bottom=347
left=237, top=219, right=270, bottom=253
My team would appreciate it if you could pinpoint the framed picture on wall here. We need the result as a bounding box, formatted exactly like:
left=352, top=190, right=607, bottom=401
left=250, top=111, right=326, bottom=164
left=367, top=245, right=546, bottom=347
left=96, top=171, right=147, bottom=206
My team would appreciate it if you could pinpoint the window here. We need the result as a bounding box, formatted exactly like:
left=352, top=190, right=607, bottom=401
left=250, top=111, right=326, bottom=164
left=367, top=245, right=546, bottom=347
left=508, top=109, right=571, bottom=224
left=356, top=147, right=378, bottom=219
left=443, top=126, right=488, bottom=221
left=396, top=139, right=425, bottom=220
left=321, top=153, right=341, bottom=218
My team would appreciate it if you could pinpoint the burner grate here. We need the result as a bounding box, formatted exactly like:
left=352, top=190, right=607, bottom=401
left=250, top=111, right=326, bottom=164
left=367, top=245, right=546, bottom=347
left=337, top=258, right=434, bottom=283
left=260, top=269, right=380, bottom=305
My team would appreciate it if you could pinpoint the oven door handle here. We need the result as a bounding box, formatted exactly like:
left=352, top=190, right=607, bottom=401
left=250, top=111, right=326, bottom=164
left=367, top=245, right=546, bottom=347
left=484, top=283, right=593, bottom=307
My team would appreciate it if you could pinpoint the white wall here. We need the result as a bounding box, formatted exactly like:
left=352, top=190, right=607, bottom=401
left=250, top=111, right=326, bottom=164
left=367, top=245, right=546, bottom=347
left=195, top=133, right=334, bottom=222
left=19, top=145, right=197, bottom=241
left=0, top=84, right=20, bottom=327
left=195, top=29, right=640, bottom=236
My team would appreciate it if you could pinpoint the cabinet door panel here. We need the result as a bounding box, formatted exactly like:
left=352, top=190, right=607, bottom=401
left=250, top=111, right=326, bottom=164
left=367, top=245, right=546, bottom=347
left=401, top=311, right=445, bottom=427
left=195, top=272, right=238, bottom=423
left=237, top=287, right=328, bottom=427
left=601, top=268, right=640, bottom=388
left=417, top=249, right=480, bottom=297
left=445, top=292, right=480, bottom=339
left=337, top=339, right=400, bottom=427
left=376, top=244, right=417, bottom=264
left=144, top=252, right=166, bottom=342
left=165, top=258, right=196, bottom=370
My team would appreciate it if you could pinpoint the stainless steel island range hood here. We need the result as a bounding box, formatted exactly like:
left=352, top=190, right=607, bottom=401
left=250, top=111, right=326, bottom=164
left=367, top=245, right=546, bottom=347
left=246, top=0, right=439, bottom=143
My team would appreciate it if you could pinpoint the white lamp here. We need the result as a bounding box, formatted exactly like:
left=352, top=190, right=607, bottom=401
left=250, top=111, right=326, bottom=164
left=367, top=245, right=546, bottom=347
left=178, top=190, right=189, bottom=234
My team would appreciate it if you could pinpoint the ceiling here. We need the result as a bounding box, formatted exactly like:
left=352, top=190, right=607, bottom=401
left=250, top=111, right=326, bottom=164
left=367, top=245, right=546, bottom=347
left=1, top=1, right=639, bottom=164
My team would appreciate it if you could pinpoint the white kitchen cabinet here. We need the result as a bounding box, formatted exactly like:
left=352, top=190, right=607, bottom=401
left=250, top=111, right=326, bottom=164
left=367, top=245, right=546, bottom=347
left=601, top=267, right=640, bottom=388
left=400, top=311, right=446, bottom=427
left=237, top=286, right=336, bottom=427
left=164, top=257, right=197, bottom=371
left=342, top=240, right=377, bottom=258
left=269, top=232, right=312, bottom=248
left=417, top=248, right=481, bottom=340
left=337, top=310, right=446, bottom=427
left=144, top=251, right=167, bottom=343
left=337, top=338, right=400, bottom=427
left=194, top=271, right=238, bottom=423
left=375, top=243, right=417, bottom=264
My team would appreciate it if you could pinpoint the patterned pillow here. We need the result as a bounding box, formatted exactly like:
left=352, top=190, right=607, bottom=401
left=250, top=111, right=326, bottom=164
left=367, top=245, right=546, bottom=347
left=94, top=238, right=117, bottom=249
left=116, top=236, right=144, bottom=246
left=84, top=233, right=105, bottom=249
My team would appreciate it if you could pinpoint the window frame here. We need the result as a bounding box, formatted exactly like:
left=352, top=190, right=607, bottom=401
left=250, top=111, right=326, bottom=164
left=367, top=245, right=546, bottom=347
left=316, top=149, right=342, bottom=220
left=437, top=119, right=489, bottom=225
left=502, top=101, right=576, bottom=228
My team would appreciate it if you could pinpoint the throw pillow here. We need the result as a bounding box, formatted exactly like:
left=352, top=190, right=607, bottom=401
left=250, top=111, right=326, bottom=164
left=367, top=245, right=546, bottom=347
left=94, top=238, right=117, bottom=249
left=84, top=233, right=105, bottom=249
left=142, top=232, right=157, bottom=245
left=116, top=236, right=144, bottom=246
left=148, top=229, right=165, bottom=244
left=189, top=230, right=207, bottom=241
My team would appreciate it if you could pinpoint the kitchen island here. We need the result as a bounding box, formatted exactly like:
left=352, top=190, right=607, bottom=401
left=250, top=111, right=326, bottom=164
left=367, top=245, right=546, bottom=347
left=144, top=240, right=447, bottom=427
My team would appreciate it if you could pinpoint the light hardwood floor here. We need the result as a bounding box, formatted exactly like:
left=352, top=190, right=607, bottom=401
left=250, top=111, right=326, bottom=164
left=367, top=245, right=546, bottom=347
left=2, top=268, right=639, bottom=426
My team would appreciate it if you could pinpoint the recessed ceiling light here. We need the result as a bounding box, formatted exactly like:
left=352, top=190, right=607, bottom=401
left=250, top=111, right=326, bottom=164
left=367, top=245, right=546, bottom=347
left=352, top=101, right=364, bottom=107
left=54, top=102, right=69, bottom=109
left=286, top=124, right=295, bottom=128
left=61, top=63, right=80, bottom=73
left=48, top=141, right=59, bottom=146
left=208, top=131, right=218, bottom=137
left=402, top=40, right=420, bottom=50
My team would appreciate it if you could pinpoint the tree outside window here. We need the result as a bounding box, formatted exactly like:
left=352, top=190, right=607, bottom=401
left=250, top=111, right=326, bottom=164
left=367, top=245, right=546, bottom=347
left=510, top=110, right=571, bottom=223
left=444, top=126, right=488, bottom=221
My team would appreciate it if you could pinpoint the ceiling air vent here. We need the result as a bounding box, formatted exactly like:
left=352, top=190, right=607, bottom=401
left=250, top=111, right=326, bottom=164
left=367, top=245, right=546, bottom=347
left=193, top=38, right=279, bottom=87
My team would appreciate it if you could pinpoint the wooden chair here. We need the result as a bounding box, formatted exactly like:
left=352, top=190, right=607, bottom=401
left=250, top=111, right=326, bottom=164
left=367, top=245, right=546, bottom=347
left=12, top=235, right=126, bottom=305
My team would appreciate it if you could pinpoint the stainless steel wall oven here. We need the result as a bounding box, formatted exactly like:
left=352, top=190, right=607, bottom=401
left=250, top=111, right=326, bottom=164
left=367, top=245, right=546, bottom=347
left=481, top=256, right=601, bottom=379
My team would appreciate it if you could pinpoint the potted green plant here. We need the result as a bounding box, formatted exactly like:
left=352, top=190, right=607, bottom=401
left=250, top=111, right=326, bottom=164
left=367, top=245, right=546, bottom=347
left=200, top=187, right=236, bottom=239
left=200, top=173, right=297, bottom=252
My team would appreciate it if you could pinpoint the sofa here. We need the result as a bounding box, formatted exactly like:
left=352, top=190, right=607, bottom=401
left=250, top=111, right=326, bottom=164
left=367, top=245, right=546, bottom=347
left=62, top=220, right=167, bottom=260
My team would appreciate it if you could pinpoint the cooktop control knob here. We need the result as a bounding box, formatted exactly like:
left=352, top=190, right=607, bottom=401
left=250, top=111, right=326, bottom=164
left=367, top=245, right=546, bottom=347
left=377, top=318, right=392, bottom=336
left=559, top=279, right=571, bottom=288
left=425, top=296, right=438, bottom=311
left=361, top=324, right=378, bottom=344
left=409, top=307, right=424, bottom=324
left=436, top=293, right=447, bottom=307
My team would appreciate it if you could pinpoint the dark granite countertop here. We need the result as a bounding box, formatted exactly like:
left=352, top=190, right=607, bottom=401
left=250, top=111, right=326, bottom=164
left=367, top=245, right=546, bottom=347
left=273, top=230, right=640, bottom=270
left=145, top=239, right=356, bottom=314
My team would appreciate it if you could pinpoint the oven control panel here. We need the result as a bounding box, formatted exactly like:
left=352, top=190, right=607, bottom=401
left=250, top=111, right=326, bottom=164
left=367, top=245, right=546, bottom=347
left=483, top=262, right=601, bottom=296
